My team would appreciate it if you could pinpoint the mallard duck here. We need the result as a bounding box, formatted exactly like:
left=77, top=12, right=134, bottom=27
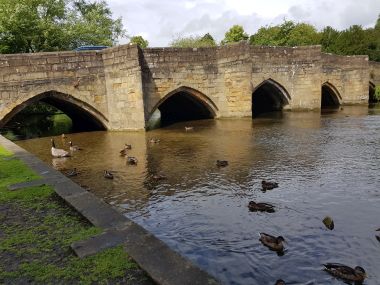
left=119, top=144, right=131, bottom=156
left=152, top=173, right=167, bottom=180
left=51, top=139, right=70, bottom=158
left=104, top=170, right=113, bottom=179
left=185, top=126, right=194, bottom=131
left=149, top=138, right=160, bottom=144
left=262, top=180, right=279, bottom=191
left=322, top=216, right=334, bottom=230
left=259, top=233, right=285, bottom=252
left=248, top=201, right=275, bottom=213
left=65, top=168, right=78, bottom=177
left=323, top=263, right=366, bottom=283
left=69, top=141, right=82, bottom=151
left=275, top=280, right=286, bottom=285
left=127, top=156, right=138, bottom=165
left=216, top=160, right=228, bottom=167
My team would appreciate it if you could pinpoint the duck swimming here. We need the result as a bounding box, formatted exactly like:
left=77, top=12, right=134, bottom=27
left=65, top=168, right=78, bottom=177
left=275, top=280, right=286, bottom=285
left=149, top=138, right=160, bottom=144
left=248, top=201, right=275, bottom=213
left=127, top=156, right=138, bottom=165
left=104, top=170, right=114, bottom=179
left=51, top=139, right=70, bottom=158
left=216, top=160, right=228, bottom=167
left=259, top=233, right=285, bottom=252
left=262, top=180, right=279, bottom=191
left=119, top=144, right=131, bottom=156
left=323, top=263, right=366, bottom=283
left=69, top=141, right=82, bottom=151
left=185, top=126, right=194, bottom=131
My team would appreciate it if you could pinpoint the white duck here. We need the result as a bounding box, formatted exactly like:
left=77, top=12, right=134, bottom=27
left=51, top=139, right=70, bottom=158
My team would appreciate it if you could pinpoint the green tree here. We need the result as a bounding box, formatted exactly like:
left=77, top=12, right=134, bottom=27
left=130, top=35, right=149, bottom=48
left=221, top=25, right=248, bottom=45
left=0, top=0, right=125, bottom=54
left=170, top=33, right=216, bottom=48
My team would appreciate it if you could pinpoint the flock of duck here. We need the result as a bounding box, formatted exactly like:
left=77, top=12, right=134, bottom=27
left=50, top=131, right=379, bottom=285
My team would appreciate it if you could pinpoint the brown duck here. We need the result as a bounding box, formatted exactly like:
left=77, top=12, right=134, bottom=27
left=127, top=156, right=138, bottom=165
left=262, top=180, right=278, bottom=191
left=104, top=170, right=114, bottom=179
left=323, top=263, right=366, bottom=283
left=259, top=233, right=285, bottom=252
left=216, top=160, right=228, bottom=167
left=248, top=201, right=275, bottom=213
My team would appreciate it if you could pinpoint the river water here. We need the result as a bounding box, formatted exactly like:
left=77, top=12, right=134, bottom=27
left=15, top=106, right=380, bottom=285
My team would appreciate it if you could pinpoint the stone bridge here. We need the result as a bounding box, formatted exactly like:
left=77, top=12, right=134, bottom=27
left=0, top=43, right=378, bottom=131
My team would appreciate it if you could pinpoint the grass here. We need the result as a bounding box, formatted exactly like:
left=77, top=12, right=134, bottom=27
left=0, top=145, right=152, bottom=284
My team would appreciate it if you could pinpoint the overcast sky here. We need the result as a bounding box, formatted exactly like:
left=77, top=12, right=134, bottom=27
left=107, top=0, right=380, bottom=47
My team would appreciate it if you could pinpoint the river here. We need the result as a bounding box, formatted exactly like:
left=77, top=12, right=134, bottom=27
left=12, top=106, right=380, bottom=285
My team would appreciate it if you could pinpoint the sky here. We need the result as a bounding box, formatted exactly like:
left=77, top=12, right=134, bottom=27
left=106, top=0, right=380, bottom=47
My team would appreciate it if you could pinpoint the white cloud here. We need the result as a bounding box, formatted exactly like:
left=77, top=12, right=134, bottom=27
left=106, top=0, right=380, bottom=47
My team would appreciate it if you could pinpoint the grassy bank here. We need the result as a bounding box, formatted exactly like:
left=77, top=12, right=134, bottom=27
left=0, top=145, right=153, bottom=284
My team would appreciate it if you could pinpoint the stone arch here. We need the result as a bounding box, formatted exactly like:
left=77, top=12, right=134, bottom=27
left=321, top=82, right=341, bottom=108
left=251, top=78, right=290, bottom=117
left=148, top=86, right=218, bottom=126
left=1, top=90, right=108, bottom=131
left=369, top=81, right=377, bottom=103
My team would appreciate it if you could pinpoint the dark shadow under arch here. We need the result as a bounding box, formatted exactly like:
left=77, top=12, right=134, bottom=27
left=369, top=81, right=377, bottom=103
left=252, top=79, right=290, bottom=117
left=149, top=86, right=217, bottom=127
left=321, top=82, right=341, bottom=108
left=1, top=91, right=107, bottom=131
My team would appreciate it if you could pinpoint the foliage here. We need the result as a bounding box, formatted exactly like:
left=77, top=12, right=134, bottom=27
left=221, top=25, right=248, bottom=45
left=375, top=86, right=380, bottom=101
left=0, top=0, right=125, bottom=53
left=250, top=20, right=320, bottom=46
left=130, top=35, right=149, bottom=48
left=20, top=102, right=61, bottom=115
left=170, top=33, right=216, bottom=48
left=0, top=146, right=149, bottom=284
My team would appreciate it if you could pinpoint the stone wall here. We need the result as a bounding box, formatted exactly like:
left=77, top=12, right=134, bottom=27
left=250, top=45, right=322, bottom=109
left=0, top=50, right=108, bottom=127
left=322, top=53, right=369, bottom=104
left=102, top=45, right=145, bottom=130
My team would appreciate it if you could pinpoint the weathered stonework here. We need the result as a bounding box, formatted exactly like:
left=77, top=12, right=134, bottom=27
left=0, top=43, right=376, bottom=130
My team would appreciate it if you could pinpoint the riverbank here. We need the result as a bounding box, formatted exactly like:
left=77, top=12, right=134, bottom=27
left=0, top=145, right=153, bottom=284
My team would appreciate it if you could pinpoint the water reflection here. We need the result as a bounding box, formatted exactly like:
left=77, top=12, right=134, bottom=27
left=16, top=105, right=380, bottom=285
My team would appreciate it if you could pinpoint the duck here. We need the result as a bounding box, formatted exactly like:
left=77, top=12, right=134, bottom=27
left=104, top=170, right=114, bottom=179
left=323, top=263, right=366, bottom=283
left=51, top=139, right=70, bottom=158
left=322, top=216, right=334, bottom=230
left=69, top=141, right=82, bottom=151
left=149, top=138, right=160, bottom=144
left=248, top=201, right=275, bottom=213
left=259, top=233, right=285, bottom=252
left=127, top=156, right=138, bottom=165
left=152, top=173, right=167, bottom=180
left=216, top=160, right=228, bottom=167
left=262, top=180, right=279, bottom=191
left=119, top=144, right=132, bottom=156
left=275, top=280, right=286, bottom=285
left=185, top=126, right=194, bottom=131
left=61, top=133, right=67, bottom=139
left=65, top=168, right=78, bottom=177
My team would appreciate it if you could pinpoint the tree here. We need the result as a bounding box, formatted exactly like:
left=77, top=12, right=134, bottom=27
left=170, top=33, right=216, bottom=48
left=0, top=0, right=125, bottom=54
left=130, top=35, right=149, bottom=48
left=221, top=25, right=248, bottom=45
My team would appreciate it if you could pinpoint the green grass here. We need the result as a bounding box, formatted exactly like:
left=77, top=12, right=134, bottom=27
left=0, top=145, right=147, bottom=284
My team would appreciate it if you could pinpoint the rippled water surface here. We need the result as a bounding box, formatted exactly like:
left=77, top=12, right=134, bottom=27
left=17, top=106, right=380, bottom=285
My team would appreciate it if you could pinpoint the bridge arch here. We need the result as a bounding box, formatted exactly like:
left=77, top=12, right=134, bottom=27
left=321, top=82, right=341, bottom=108
left=369, top=81, right=376, bottom=103
left=1, top=91, right=108, bottom=131
left=251, top=79, right=290, bottom=117
left=148, top=86, right=218, bottom=127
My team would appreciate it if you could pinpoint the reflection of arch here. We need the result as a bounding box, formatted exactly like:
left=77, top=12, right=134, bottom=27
left=1, top=91, right=108, bottom=130
left=369, top=81, right=377, bottom=103
left=148, top=86, right=218, bottom=126
left=321, top=82, right=341, bottom=108
left=251, top=79, right=290, bottom=117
